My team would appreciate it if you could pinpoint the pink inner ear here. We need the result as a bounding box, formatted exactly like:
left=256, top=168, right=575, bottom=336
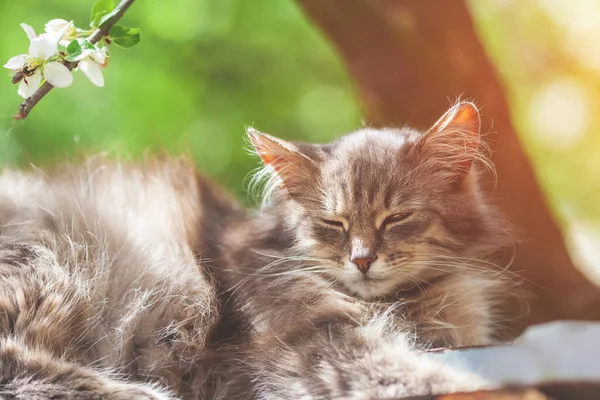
left=456, top=103, right=481, bottom=158
left=454, top=103, right=479, bottom=127
left=258, top=150, right=276, bottom=166
left=248, top=130, right=315, bottom=193
left=422, top=102, right=482, bottom=182
left=250, top=136, right=292, bottom=170
left=453, top=104, right=480, bottom=173
left=248, top=131, right=280, bottom=166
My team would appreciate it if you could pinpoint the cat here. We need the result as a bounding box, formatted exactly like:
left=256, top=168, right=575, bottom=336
left=0, top=101, right=513, bottom=399
left=205, top=101, right=516, bottom=398
left=212, top=101, right=515, bottom=344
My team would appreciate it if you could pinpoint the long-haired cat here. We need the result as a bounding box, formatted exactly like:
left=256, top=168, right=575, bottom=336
left=0, top=101, right=513, bottom=399
left=207, top=101, right=516, bottom=398
left=215, top=101, right=514, bottom=342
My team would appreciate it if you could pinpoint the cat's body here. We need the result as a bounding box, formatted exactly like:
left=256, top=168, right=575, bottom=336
left=0, top=160, right=217, bottom=398
left=0, top=102, right=514, bottom=399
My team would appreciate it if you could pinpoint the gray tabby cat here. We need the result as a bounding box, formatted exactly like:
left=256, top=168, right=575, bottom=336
left=0, top=101, right=513, bottom=399
left=210, top=101, right=515, bottom=398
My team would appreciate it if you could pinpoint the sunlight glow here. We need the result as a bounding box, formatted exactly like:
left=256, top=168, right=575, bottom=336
left=568, top=221, right=600, bottom=285
left=529, top=79, right=590, bottom=149
left=539, top=0, right=600, bottom=34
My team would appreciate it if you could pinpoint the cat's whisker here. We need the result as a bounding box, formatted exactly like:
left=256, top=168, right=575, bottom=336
left=408, top=254, right=513, bottom=274
left=422, top=258, right=524, bottom=284
left=411, top=260, right=521, bottom=288
left=226, top=258, right=332, bottom=296
left=262, top=267, right=328, bottom=279
left=427, top=253, right=516, bottom=272
left=409, top=261, right=485, bottom=276
left=226, top=258, right=296, bottom=293
left=250, top=250, right=330, bottom=264
left=431, top=253, right=529, bottom=285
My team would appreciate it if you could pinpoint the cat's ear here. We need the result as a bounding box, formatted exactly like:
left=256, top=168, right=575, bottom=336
left=247, top=128, right=317, bottom=194
left=418, top=101, right=481, bottom=182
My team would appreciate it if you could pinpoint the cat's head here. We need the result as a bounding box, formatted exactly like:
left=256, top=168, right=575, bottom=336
left=249, top=102, right=513, bottom=299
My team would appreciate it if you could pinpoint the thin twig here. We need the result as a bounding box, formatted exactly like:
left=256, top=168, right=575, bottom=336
left=13, top=0, right=136, bottom=120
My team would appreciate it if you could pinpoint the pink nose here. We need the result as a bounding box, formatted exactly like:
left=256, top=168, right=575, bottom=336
left=351, top=256, right=376, bottom=273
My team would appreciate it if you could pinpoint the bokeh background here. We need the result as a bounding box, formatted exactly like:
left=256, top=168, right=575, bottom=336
left=0, top=0, right=362, bottom=199
left=2, top=0, right=600, bottom=329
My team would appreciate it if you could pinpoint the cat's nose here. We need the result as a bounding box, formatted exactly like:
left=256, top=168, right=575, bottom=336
left=351, top=255, right=377, bottom=273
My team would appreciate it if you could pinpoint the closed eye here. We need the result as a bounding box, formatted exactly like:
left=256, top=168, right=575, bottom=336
left=319, top=218, right=345, bottom=230
left=382, top=212, right=414, bottom=228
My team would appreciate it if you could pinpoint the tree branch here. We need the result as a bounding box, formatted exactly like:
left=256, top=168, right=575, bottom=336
left=13, top=0, right=136, bottom=120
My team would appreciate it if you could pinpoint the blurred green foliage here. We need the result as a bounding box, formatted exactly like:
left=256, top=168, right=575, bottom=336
left=1, top=0, right=599, bottom=235
left=0, top=0, right=361, bottom=201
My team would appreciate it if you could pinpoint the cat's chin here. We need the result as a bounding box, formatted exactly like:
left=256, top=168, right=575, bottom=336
left=341, top=277, right=398, bottom=300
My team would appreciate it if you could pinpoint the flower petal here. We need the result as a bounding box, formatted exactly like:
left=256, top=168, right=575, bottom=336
left=4, top=54, right=28, bottom=70
left=18, top=69, right=42, bottom=98
left=44, top=19, right=69, bottom=35
left=90, top=47, right=107, bottom=65
left=56, top=21, right=75, bottom=41
left=20, top=23, right=37, bottom=40
left=29, top=34, right=58, bottom=60
left=79, top=59, right=104, bottom=87
left=43, top=62, right=73, bottom=88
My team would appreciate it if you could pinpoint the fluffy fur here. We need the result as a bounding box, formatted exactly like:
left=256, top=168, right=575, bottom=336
left=0, top=160, right=217, bottom=398
left=242, top=101, right=516, bottom=346
left=0, top=102, right=514, bottom=399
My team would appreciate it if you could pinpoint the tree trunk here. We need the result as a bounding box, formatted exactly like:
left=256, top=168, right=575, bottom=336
left=297, top=0, right=600, bottom=336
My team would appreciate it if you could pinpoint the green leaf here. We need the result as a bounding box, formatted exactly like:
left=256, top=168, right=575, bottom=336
left=109, top=25, right=141, bottom=49
left=66, top=39, right=81, bottom=59
left=90, top=0, right=114, bottom=27
left=65, top=39, right=96, bottom=62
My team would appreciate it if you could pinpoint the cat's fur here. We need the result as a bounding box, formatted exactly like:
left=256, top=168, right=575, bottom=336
left=0, top=102, right=513, bottom=399
left=205, top=102, right=515, bottom=398
left=0, top=160, right=216, bottom=399
left=228, top=101, right=514, bottom=346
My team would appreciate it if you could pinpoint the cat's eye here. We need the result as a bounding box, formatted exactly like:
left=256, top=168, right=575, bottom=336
left=320, top=218, right=345, bottom=230
left=382, top=212, right=414, bottom=227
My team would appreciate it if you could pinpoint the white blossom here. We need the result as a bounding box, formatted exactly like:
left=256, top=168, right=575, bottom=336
left=45, top=19, right=76, bottom=39
left=45, top=19, right=76, bottom=47
left=3, top=23, right=74, bottom=98
left=79, top=46, right=108, bottom=87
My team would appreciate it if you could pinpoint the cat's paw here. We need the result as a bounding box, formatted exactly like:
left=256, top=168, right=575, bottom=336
left=323, top=356, right=482, bottom=399
left=317, top=332, right=485, bottom=399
